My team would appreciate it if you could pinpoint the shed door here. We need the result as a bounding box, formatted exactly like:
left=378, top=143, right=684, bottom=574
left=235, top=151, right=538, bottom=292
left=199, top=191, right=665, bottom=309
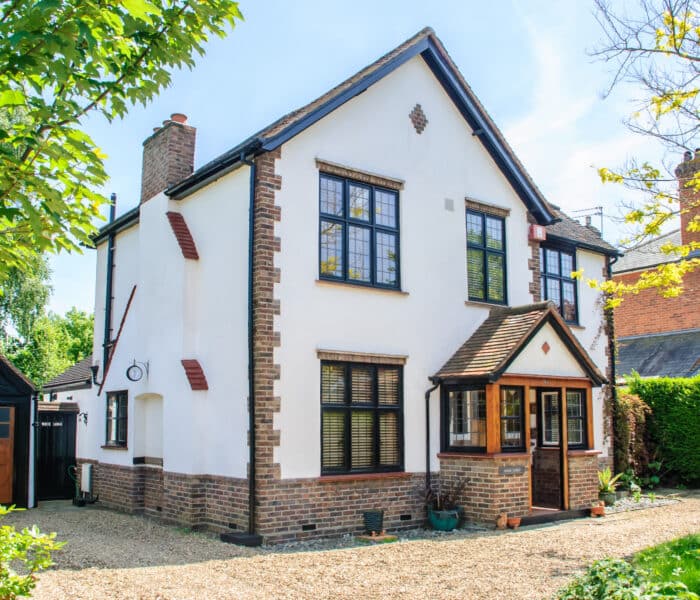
left=0, top=407, right=15, bottom=504
left=37, top=412, right=76, bottom=500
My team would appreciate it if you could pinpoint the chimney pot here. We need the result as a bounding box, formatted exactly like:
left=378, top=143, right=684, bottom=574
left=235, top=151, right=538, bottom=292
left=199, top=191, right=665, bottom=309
left=170, top=113, right=188, bottom=124
left=585, top=215, right=592, bottom=226
left=684, top=150, right=693, bottom=161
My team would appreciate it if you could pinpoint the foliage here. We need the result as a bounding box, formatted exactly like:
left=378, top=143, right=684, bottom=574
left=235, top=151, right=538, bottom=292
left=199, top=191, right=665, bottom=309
left=0, top=505, right=64, bottom=600
left=2, top=308, right=93, bottom=387
left=628, top=374, right=700, bottom=483
left=424, top=477, right=469, bottom=511
left=634, top=534, right=700, bottom=593
left=598, top=467, right=623, bottom=493
left=0, top=0, right=243, bottom=280
left=583, top=0, right=700, bottom=304
left=0, top=255, right=50, bottom=343
left=557, top=557, right=699, bottom=599
left=613, top=391, right=651, bottom=477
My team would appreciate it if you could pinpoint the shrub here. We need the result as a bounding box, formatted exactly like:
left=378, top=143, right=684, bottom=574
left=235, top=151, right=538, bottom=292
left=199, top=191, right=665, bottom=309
left=0, top=505, right=63, bottom=599
left=556, top=558, right=699, bottom=599
left=628, top=374, right=700, bottom=483
left=613, top=390, right=651, bottom=477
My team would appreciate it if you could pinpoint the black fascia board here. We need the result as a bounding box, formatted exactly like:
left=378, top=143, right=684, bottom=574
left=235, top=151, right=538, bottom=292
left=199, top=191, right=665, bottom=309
left=93, top=206, right=140, bottom=245
left=546, top=233, right=622, bottom=257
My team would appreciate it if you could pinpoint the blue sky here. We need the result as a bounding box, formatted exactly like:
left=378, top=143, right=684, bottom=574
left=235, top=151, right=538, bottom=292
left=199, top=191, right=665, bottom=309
left=48, top=0, right=657, bottom=314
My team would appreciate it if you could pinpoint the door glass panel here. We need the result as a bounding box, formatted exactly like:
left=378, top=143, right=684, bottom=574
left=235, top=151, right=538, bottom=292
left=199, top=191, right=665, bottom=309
left=541, top=391, right=560, bottom=446
left=0, top=408, right=9, bottom=422
left=0, top=424, right=9, bottom=438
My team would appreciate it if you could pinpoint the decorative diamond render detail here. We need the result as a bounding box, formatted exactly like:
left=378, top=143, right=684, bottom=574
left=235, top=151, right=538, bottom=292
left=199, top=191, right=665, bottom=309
left=541, top=341, right=551, bottom=355
left=409, top=103, right=428, bottom=134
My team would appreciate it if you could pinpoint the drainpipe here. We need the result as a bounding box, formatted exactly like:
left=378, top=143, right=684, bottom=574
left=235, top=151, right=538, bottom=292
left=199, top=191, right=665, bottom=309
left=606, top=255, right=619, bottom=471
left=424, top=379, right=440, bottom=490
left=102, top=194, right=117, bottom=376
left=221, top=154, right=262, bottom=546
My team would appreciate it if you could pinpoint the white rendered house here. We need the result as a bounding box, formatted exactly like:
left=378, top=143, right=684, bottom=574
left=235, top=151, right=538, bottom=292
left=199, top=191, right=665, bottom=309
left=81, top=28, right=617, bottom=543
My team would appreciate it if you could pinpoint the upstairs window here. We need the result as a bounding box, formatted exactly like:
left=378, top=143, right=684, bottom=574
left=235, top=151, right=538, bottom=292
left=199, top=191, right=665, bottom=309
left=319, top=174, right=400, bottom=289
left=320, top=361, right=403, bottom=474
left=466, top=210, right=506, bottom=304
left=540, top=246, right=578, bottom=323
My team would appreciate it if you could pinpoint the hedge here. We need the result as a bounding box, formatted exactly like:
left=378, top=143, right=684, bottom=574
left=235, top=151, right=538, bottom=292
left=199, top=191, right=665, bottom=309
left=626, top=374, right=700, bottom=483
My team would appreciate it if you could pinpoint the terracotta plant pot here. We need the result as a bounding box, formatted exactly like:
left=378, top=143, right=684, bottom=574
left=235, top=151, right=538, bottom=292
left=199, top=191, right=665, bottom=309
left=507, top=517, right=521, bottom=529
left=590, top=505, right=605, bottom=517
left=496, top=512, right=508, bottom=530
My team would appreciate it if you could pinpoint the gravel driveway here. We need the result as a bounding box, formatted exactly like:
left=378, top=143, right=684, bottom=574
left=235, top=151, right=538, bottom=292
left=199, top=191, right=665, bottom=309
left=7, top=493, right=700, bottom=600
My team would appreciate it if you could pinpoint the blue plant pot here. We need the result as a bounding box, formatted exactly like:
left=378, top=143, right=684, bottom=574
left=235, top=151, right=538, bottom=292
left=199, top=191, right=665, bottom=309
left=428, top=508, right=459, bottom=531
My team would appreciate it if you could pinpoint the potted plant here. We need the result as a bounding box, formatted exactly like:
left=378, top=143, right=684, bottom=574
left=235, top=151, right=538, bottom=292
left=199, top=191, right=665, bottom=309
left=598, top=467, right=623, bottom=506
left=425, top=477, right=468, bottom=532
left=506, top=516, right=521, bottom=529
left=590, top=501, right=605, bottom=517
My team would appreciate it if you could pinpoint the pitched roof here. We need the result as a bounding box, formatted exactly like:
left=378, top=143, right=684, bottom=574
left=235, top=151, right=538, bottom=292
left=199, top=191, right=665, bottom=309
left=612, top=230, right=682, bottom=274
left=434, top=301, right=606, bottom=384
left=617, top=329, right=700, bottom=379
left=0, top=354, right=36, bottom=393
left=546, top=206, right=619, bottom=256
left=43, top=355, right=93, bottom=392
left=165, top=28, right=555, bottom=226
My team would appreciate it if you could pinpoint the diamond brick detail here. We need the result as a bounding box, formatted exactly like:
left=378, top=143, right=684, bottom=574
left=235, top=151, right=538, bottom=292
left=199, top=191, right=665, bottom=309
left=542, top=341, right=551, bottom=355
left=409, top=103, right=428, bottom=134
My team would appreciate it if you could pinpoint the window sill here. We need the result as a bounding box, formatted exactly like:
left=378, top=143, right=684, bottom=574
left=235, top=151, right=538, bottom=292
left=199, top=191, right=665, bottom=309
left=101, top=444, right=128, bottom=450
left=464, top=300, right=507, bottom=309
left=318, top=472, right=410, bottom=483
left=567, top=323, right=585, bottom=330
left=316, top=279, right=408, bottom=296
left=567, top=449, right=601, bottom=457
left=437, top=452, right=530, bottom=460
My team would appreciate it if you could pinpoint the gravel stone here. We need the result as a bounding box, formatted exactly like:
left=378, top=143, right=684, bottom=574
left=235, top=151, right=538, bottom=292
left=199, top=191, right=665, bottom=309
left=6, top=491, right=700, bottom=600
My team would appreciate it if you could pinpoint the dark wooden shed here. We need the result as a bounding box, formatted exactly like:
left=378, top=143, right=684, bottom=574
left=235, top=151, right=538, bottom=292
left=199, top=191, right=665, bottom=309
left=0, top=355, right=36, bottom=507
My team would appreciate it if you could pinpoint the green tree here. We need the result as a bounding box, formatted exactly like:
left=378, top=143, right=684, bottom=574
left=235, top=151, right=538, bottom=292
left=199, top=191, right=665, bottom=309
left=587, top=0, right=700, bottom=305
left=0, top=0, right=243, bottom=279
left=0, top=254, right=50, bottom=345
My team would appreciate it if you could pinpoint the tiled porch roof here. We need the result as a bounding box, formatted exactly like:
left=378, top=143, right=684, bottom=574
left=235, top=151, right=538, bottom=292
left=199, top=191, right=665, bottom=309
left=434, top=302, right=606, bottom=385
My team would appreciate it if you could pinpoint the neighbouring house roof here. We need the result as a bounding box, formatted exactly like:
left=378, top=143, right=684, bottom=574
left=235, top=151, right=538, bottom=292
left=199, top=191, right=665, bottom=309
left=165, top=27, right=555, bottom=226
left=0, top=354, right=36, bottom=394
left=617, top=329, right=700, bottom=379
left=546, top=206, right=619, bottom=256
left=43, top=355, right=93, bottom=392
left=435, top=301, right=606, bottom=385
left=612, top=230, right=682, bottom=274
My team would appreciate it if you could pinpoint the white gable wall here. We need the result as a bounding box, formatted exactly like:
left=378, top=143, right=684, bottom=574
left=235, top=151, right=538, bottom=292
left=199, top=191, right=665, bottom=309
left=505, top=322, right=587, bottom=377
left=273, top=55, right=571, bottom=478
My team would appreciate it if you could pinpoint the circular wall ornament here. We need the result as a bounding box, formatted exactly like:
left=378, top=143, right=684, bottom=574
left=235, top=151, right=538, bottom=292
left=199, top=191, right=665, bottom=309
left=126, top=363, right=144, bottom=382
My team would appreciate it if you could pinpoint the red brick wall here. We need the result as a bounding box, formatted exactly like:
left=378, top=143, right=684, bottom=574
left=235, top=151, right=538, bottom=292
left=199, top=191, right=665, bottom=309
left=439, top=455, right=530, bottom=523
left=568, top=453, right=599, bottom=510
left=613, top=267, right=700, bottom=337
left=532, top=449, right=560, bottom=508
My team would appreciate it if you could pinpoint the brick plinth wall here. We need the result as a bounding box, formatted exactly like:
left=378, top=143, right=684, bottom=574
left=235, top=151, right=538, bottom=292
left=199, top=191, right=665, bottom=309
left=76, top=460, right=248, bottom=531
left=568, top=453, right=600, bottom=510
left=438, top=454, right=530, bottom=523
left=255, top=473, right=425, bottom=543
left=533, top=449, right=561, bottom=508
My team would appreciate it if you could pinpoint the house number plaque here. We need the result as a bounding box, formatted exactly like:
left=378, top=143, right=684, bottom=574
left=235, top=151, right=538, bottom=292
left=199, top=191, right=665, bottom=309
left=499, top=465, right=526, bottom=476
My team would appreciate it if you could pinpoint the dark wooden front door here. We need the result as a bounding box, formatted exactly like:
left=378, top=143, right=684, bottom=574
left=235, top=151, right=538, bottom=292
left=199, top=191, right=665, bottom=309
left=532, top=390, right=563, bottom=509
left=0, top=407, right=15, bottom=504
left=37, top=412, right=76, bottom=500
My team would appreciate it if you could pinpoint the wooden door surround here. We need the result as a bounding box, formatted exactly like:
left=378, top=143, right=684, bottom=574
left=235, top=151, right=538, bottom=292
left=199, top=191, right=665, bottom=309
left=0, top=406, right=15, bottom=504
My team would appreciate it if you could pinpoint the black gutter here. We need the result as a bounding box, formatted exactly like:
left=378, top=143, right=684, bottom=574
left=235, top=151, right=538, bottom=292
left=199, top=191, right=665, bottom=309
left=93, top=205, right=140, bottom=245
left=102, top=195, right=117, bottom=377
left=424, top=379, right=440, bottom=490
left=220, top=155, right=262, bottom=547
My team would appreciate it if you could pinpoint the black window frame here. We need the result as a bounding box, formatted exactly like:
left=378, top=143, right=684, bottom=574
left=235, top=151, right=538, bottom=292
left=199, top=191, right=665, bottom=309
left=500, top=386, right=525, bottom=452
left=566, top=389, right=587, bottom=449
left=466, top=210, right=507, bottom=304
left=318, top=173, right=401, bottom=290
left=320, top=361, right=404, bottom=475
left=105, top=390, right=128, bottom=447
left=441, top=384, right=487, bottom=453
left=540, top=243, right=579, bottom=324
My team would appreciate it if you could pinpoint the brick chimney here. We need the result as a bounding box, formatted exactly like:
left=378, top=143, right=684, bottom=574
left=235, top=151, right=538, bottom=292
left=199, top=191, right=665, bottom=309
left=675, top=150, right=700, bottom=247
left=140, top=113, right=196, bottom=203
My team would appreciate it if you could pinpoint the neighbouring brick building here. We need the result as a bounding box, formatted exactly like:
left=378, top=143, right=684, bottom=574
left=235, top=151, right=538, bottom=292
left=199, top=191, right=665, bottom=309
left=612, top=151, right=700, bottom=379
left=79, top=28, right=617, bottom=544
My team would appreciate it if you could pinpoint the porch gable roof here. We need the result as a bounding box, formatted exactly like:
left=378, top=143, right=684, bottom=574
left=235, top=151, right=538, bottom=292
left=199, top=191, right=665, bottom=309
left=434, top=302, right=606, bottom=385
